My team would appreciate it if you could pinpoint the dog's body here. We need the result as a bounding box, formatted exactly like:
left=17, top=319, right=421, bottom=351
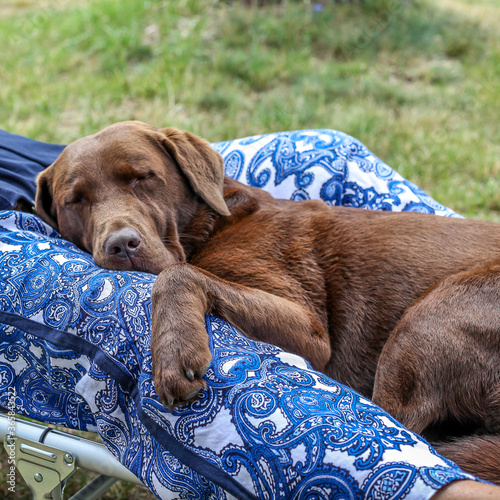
left=35, top=121, right=500, bottom=485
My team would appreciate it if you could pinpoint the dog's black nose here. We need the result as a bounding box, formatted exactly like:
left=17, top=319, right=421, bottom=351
left=104, top=228, right=142, bottom=258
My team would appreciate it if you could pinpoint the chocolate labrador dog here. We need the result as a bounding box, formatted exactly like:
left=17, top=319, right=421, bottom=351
left=35, top=121, right=500, bottom=486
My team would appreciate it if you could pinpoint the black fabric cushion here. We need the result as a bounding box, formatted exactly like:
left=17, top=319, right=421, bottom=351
left=0, top=130, right=64, bottom=209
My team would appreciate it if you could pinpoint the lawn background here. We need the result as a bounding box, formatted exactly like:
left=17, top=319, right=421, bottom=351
left=1, top=0, right=499, bottom=497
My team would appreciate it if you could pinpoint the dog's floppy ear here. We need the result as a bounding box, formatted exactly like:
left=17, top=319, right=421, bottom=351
left=159, top=128, right=230, bottom=216
left=35, top=167, right=59, bottom=230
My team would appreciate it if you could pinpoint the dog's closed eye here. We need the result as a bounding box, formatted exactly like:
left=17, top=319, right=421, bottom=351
left=131, top=172, right=155, bottom=188
left=65, top=194, right=89, bottom=206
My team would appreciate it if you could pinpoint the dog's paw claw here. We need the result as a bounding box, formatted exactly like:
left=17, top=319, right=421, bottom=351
left=181, top=387, right=203, bottom=401
left=199, top=362, right=210, bottom=378
left=152, top=338, right=212, bottom=406
left=159, top=392, right=175, bottom=409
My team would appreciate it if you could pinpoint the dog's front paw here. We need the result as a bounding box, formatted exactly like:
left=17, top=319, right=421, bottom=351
left=151, top=336, right=212, bottom=408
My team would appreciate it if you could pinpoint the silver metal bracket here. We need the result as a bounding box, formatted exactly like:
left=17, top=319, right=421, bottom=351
left=4, top=433, right=76, bottom=500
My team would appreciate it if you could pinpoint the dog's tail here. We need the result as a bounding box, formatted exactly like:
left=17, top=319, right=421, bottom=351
left=433, top=434, right=500, bottom=485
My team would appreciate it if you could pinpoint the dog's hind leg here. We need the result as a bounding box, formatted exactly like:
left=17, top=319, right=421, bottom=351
left=433, top=435, right=500, bottom=486
left=372, top=262, right=500, bottom=484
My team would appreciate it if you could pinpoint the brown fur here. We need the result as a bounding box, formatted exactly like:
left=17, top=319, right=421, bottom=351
left=35, top=121, right=500, bottom=485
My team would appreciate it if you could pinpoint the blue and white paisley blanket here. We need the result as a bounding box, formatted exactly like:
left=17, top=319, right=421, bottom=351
left=0, top=130, right=474, bottom=499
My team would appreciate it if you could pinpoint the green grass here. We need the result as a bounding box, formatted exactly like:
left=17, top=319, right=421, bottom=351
left=1, top=0, right=500, bottom=221
left=1, top=0, right=500, bottom=496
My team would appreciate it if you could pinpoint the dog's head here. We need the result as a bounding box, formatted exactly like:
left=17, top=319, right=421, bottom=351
left=35, top=121, right=229, bottom=274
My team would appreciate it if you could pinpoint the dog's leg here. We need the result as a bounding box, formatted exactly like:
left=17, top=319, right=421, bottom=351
left=433, top=435, right=500, bottom=486
left=432, top=479, right=500, bottom=499
left=151, top=262, right=330, bottom=407
left=372, top=262, right=500, bottom=483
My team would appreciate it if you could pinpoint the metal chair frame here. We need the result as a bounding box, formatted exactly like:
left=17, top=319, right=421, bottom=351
left=0, top=413, right=143, bottom=500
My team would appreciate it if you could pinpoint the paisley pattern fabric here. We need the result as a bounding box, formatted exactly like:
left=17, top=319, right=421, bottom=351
left=0, top=130, right=472, bottom=499
left=211, top=130, right=459, bottom=217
